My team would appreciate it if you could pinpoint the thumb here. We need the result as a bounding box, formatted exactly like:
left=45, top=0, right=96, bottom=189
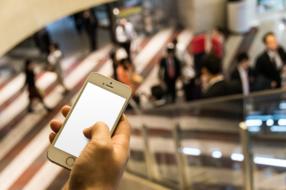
left=83, top=122, right=111, bottom=142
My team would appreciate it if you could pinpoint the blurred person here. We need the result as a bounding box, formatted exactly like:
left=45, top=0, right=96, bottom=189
left=181, top=59, right=197, bottom=101
left=115, top=18, right=137, bottom=62
left=116, top=58, right=141, bottom=107
left=82, top=10, right=98, bottom=51
left=209, top=27, right=225, bottom=59
left=172, top=37, right=191, bottom=67
left=72, top=12, right=84, bottom=34
left=190, top=33, right=206, bottom=78
left=255, top=32, right=286, bottom=90
left=116, top=58, right=135, bottom=93
left=49, top=105, right=131, bottom=190
left=159, top=45, right=182, bottom=103
left=22, top=60, right=51, bottom=112
left=110, top=47, right=119, bottom=80
left=33, top=28, right=52, bottom=56
left=231, top=52, right=254, bottom=95
left=201, top=55, right=228, bottom=98
left=48, top=43, right=69, bottom=93
left=173, top=37, right=199, bottom=101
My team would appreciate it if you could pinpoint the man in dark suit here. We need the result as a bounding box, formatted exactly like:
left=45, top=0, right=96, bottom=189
left=255, top=32, right=286, bottom=90
left=159, top=45, right=182, bottom=103
left=82, top=10, right=98, bottom=51
left=231, top=52, right=254, bottom=95
left=201, top=54, right=229, bottom=98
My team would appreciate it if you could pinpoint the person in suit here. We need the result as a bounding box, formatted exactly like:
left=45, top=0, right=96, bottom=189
left=201, top=54, right=228, bottom=98
left=255, top=32, right=286, bottom=90
left=231, top=52, right=254, bottom=95
left=159, top=45, right=182, bottom=103
left=82, top=10, right=98, bottom=51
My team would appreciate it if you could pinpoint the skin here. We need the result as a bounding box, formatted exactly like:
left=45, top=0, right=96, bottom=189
left=265, top=35, right=279, bottom=52
left=239, top=60, right=250, bottom=70
left=49, top=105, right=131, bottom=190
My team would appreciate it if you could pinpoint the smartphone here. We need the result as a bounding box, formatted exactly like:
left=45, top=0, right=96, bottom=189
left=47, top=72, right=132, bottom=170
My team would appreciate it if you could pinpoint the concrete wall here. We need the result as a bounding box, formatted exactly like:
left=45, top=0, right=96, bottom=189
left=0, top=0, right=114, bottom=56
left=177, top=0, right=226, bottom=33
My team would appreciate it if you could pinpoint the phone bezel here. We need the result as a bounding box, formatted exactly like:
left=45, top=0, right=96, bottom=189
left=47, top=72, right=132, bottom=170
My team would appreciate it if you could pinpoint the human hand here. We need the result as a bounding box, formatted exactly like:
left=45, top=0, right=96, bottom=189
left=49, top=105, right=131, bottom=190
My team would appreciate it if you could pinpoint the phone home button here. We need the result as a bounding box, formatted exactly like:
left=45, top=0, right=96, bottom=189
left=66, top=157, right=75, bottom=167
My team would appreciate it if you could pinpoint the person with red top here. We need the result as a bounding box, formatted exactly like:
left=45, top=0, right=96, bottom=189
left=210, top=27, right=225, bottom=59
left=190, top=33, right=207, bottom=78
left=116, top=59, right=133, bottom=87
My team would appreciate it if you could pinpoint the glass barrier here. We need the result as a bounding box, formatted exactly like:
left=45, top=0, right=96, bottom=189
left=126, top=89, right=286, bottom=190
left=244, top=90, right=286, bottom=190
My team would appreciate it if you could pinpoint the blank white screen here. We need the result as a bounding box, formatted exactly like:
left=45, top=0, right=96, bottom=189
left=55, top=82, right=126, bottom=157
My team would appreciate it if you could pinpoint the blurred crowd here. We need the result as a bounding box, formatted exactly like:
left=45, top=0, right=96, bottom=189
left=108, top=24, right=286, bottom=109
left=22, top=8, right=286, bottom=112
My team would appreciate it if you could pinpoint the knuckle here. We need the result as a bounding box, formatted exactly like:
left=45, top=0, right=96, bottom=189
left=95, top=122, right=108, bottom=128
left=90, top=140, right=113, bottom=153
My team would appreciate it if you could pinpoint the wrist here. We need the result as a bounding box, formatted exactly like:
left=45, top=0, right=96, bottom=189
left=65, top=178, right=117, bottom=190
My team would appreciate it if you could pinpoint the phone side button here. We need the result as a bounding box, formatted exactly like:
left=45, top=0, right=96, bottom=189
left=66, top=157, right=75, bottom=167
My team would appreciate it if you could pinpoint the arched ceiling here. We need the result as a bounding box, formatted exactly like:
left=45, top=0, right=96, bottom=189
left=0, top=0, right=115, bottom=57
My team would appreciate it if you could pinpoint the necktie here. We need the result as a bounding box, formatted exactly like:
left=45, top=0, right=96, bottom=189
left=168, top=58, right=175, bottom=79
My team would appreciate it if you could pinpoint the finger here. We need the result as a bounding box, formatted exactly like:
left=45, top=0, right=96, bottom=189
left=61, top=105, right=71, bottom=118
left=50, top=119, right=62, bottom=133
left=112, top=115, right=131, bottom=152
left=83, top=122, right=111, bottom=143
left=113, top=115, right=131, bottom=137
left=49, top=132, right=57, bottom=143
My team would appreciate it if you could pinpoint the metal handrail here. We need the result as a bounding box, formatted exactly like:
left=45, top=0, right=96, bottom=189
left=127, top=88, right=286, bottom=190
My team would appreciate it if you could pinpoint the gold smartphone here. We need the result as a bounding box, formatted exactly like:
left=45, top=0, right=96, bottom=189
left=47, top=72, right=132, bottom=170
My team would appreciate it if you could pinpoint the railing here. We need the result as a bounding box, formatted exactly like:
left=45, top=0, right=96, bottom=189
left=126, top=89, right=286, bottom=190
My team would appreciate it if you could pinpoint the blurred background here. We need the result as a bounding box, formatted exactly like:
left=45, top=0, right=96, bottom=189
left=1, top=0, right=286, bottom=189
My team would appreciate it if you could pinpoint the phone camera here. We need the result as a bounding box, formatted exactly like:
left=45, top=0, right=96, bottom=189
left=110, top=82, right=112, bottom=85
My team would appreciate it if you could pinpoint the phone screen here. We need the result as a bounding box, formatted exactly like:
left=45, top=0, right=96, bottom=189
left=54, top=82, right=126, bottom=157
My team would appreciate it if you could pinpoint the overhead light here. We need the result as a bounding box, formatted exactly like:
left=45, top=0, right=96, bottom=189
left=245, top=119, right=262, bottom=127
left=279, top=102, right=286, bottom=110
left=229, top=153, right=286, bottom=168
left=248, top=126, right=260, bottom=133
left=254, top=157, right=286, bottom=168
left=266, top=119, right=274, bottom=126
left=271, top=125, right=286, bottom=132
left=113, top=8, right=120, bottom=15
left=278, top=119, right=286, bottom=126
left=181, top=147, right=201, bottom=156
left=231, top=153, right=244, bottom=162
left=212, top=150, right=222, bottom=159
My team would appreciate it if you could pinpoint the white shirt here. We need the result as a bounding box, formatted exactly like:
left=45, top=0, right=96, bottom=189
left=205, top=75, right=224, bottom=92
left=268, top=51, right=283, bottom=69
left=238, top=66, right=250, bottom=96
left=116, top=23, right=136, bottom=43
